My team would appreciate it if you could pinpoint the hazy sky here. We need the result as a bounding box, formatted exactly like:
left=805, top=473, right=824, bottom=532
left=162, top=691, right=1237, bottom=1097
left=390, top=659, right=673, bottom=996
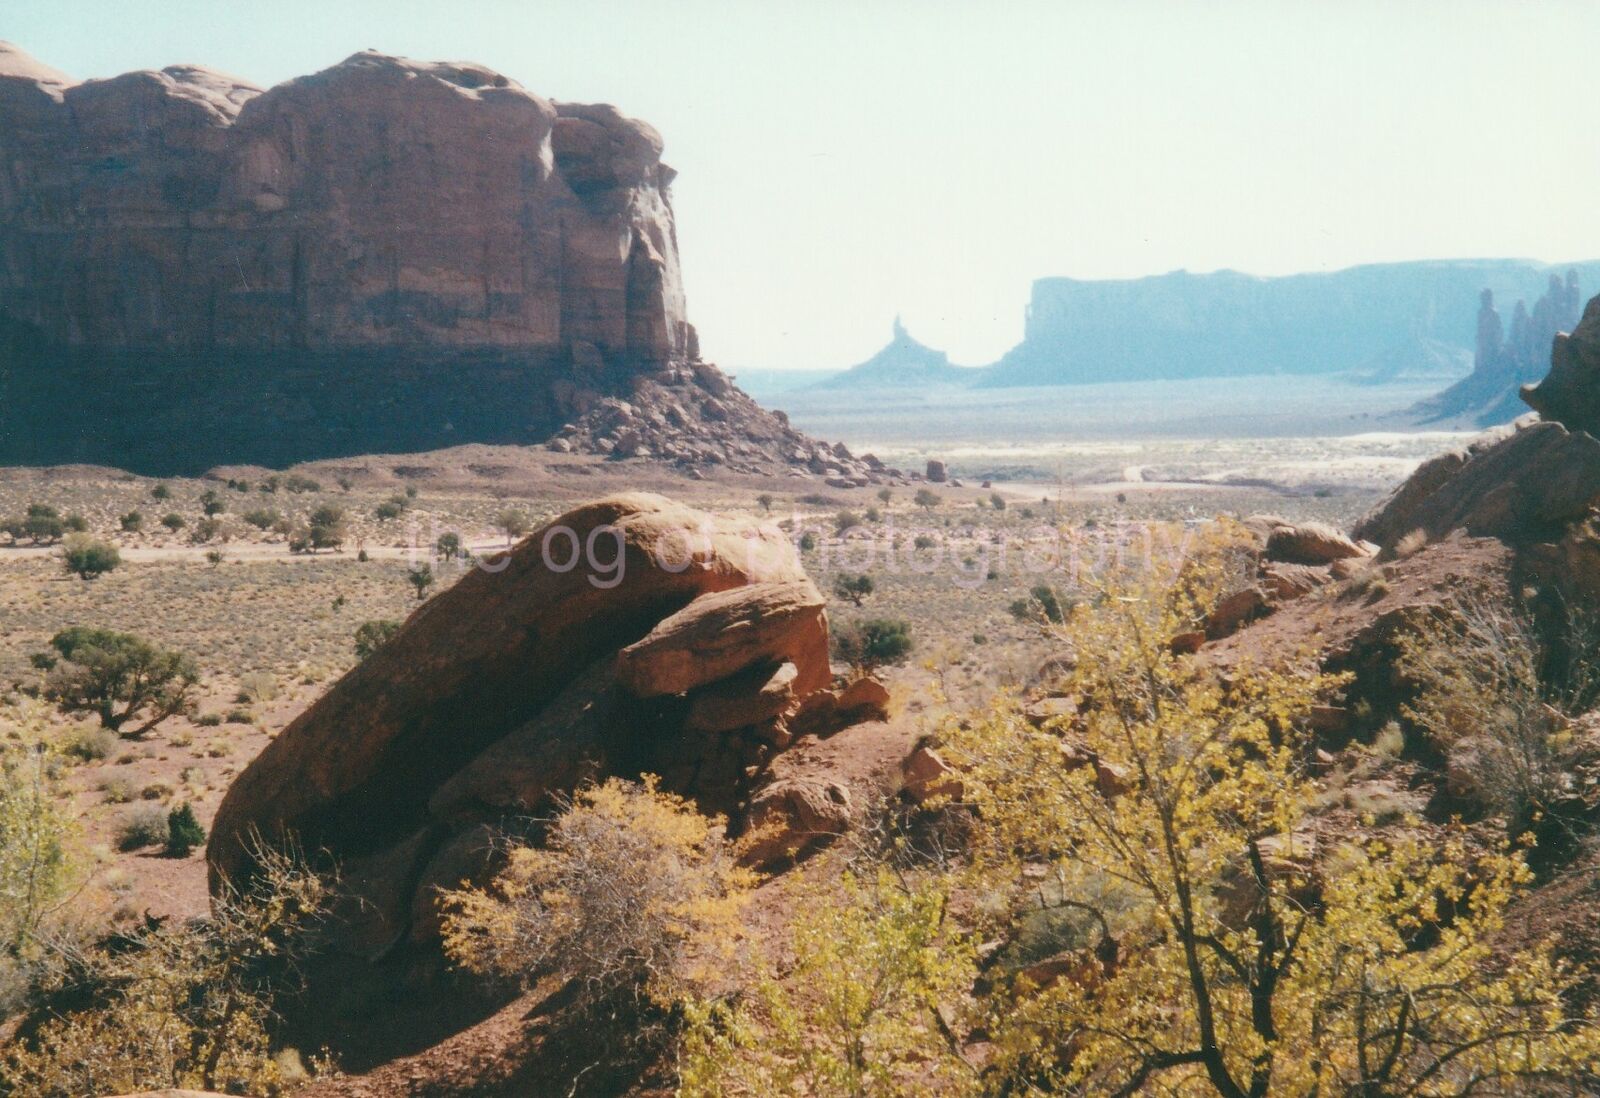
left=8, top=1, right=1600, bottom=370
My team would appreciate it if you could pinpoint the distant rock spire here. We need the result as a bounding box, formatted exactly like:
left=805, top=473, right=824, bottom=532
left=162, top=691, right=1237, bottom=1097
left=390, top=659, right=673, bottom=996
left=893, top=314, right=908, bottom=343
left=1475, top=289, right=1503, bottom=373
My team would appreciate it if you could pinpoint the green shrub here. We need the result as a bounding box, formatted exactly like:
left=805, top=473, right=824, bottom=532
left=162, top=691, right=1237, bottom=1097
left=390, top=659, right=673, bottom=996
left=242, top=508, right=280, bottom=530
left=150, top=483, right=171, bottom=500
left=408, top=564, right=434, bottom=600
left=307, top=505, right=345, bottom=551
left=18, top=504, right=64, bottom=544
left=61, top=535, right=120, bottom=580
left=798, top=532, right=818, bottom=552
left=1010, top=583, right=1067, bottom=625
left=495, top=508, right=529, bottom=542
left=165, top=804, right=206, bottom=858
left=832, top=573, right=875, bottom=606
left=63, top=513, right=88, bottom=533
left=436, top=532, right=462, bottom=560
left=831, top=618, right=914, bottom=672
left=160, top=512, right=185, bottom=532
left=119, top=510, right=143, bottom=532
left=375, top=495, right=407, bottom=520
left=354, top=619, right=401, bottom=660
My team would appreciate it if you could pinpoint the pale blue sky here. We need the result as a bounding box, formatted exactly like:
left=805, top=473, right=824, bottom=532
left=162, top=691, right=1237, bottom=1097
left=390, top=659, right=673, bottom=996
left=7, top=1, right=1599, bottom=370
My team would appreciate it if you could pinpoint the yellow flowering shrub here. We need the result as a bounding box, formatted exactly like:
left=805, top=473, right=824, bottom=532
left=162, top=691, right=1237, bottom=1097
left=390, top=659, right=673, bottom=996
left=441, top=776, right=753, bottom=1008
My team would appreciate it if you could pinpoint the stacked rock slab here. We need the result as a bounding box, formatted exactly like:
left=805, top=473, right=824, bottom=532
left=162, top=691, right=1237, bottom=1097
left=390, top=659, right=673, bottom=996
left=207, top=493, right=880, bottom=957
left=0, top=44, right=864, bottom=478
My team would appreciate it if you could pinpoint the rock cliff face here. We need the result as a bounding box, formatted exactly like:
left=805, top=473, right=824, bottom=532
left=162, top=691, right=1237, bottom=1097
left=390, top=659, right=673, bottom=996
left=0, top=45, right=854, bottom=477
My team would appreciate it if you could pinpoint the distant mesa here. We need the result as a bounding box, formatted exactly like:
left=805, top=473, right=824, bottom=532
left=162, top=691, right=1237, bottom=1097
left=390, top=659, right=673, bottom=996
left=982, top=260, right=1600, bottom=389
left=808, top=316, right=980, bottom=390
left=0, top=43, right=896, bottom=485
left=811, top=262, right=1600, bottom=410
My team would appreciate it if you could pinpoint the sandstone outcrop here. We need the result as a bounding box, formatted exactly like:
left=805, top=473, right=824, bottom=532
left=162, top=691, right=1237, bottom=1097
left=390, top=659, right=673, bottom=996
left=208, top=493, right=891, bottom=956
left=1353, top=419, right=1600, bottom=548
left=1264, top=522, right=1375, bottom=566
left=0, top=45, right=882, bottom=480
left=1521, top=293, right=1600, bottom=436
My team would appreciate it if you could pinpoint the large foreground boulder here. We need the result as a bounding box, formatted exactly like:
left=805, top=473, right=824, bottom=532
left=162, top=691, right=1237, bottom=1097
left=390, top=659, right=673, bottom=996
left=208, top=493, right=890, bottom=957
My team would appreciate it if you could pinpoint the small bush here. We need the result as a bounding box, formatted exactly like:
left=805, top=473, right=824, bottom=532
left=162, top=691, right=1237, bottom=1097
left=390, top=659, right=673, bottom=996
left=1009, top=583, right=1067, bottom=625
left=61, top=535, right=120, bottom=580
left=100, top=777, right=134, bottom=804
left=833, top=510, right=862, bottom=535
left=165, top=804, right=206, bottom=857
left=195, top=712, right=223, bottom=728
left=442, top=777, right=751, bottom=1007
left=307, top=505, right=346, bottom=551
left=191, top=517, right=223, bottom=544
left=798, top=532, right=818, bottom=552
left=408, top=564, right=434, bottom=600
left=117, top=805, right=170, bottom=851
left=831, top=618, right=914, bottom=672
left=160, top=512, right=186, bottom=532
left=354, top=619, right=401, bottom=660
left=119, top=510, right=143, bottom=532
left=63, top=513, right=88, bottom=533
left=831, top=573, right=875, bottom=606
left=242, top=508, right=280, bottom=530
left=495, top=508, right=529, bottom=542
left=150, top=483, right=171, bottom=500
left=61, top=725, right=117, bottom=761
left=237, top=671, right=278, bottom=705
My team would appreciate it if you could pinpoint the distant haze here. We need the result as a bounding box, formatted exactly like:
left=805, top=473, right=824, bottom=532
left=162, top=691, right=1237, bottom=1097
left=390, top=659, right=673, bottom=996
left=9, top=0, right=1600, bottom=371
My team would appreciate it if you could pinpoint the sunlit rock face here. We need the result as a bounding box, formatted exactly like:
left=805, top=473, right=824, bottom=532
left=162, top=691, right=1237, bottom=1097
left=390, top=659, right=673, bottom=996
left=0, top=45, right=693, bottom=472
